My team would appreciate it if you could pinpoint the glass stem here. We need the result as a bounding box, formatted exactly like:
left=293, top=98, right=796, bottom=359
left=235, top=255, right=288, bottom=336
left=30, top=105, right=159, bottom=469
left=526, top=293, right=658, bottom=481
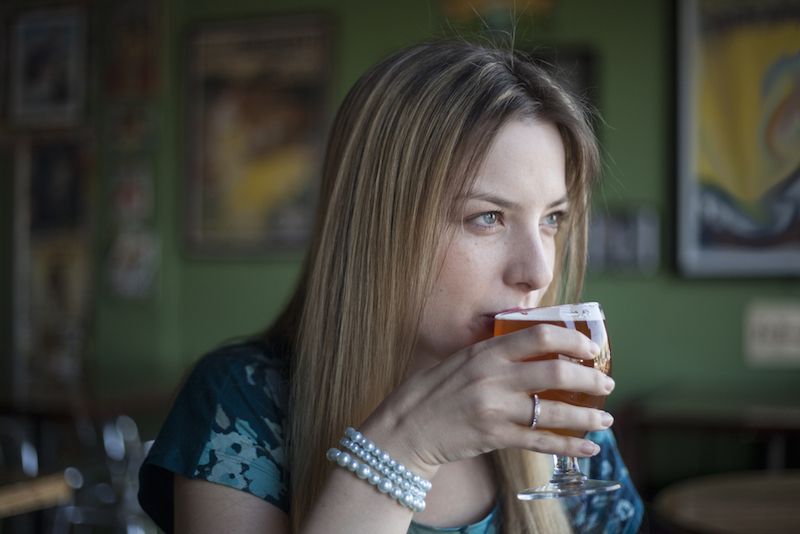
left=550, top=455, right=587, bottom=486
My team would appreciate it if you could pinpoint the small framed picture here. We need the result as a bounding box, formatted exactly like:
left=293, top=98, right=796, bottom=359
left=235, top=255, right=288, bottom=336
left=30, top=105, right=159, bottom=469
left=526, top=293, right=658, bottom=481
left=184, top=15, right=333, bottom=255
left=9, top=7, right=86, bottom=127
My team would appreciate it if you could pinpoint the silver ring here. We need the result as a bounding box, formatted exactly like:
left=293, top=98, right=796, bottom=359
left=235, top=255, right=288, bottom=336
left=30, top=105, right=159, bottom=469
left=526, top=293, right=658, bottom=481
left=530, top=394, right=541, bottom=430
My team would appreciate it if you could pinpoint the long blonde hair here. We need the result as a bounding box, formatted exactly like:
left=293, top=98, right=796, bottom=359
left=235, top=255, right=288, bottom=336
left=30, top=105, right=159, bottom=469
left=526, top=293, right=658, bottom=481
left=267, top=40, right=599, bottom=533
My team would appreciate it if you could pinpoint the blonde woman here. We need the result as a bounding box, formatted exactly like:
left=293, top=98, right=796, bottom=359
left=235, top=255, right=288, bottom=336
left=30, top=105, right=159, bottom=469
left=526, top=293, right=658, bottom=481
left=139, top=40, right=643, bottom=533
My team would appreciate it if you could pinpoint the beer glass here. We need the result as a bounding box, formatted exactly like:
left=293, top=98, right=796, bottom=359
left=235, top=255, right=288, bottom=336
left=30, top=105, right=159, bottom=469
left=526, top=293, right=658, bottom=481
left=493, top=302, right=621, bottom=499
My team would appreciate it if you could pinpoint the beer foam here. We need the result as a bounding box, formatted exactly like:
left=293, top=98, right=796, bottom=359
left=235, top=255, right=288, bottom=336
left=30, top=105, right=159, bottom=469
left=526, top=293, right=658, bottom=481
left=495, top=302, right=604, bottom=321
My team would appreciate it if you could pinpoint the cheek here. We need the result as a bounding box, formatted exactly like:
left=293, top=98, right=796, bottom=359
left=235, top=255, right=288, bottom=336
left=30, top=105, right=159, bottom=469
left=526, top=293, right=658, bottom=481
left=416, top=245, right=489, bottom=357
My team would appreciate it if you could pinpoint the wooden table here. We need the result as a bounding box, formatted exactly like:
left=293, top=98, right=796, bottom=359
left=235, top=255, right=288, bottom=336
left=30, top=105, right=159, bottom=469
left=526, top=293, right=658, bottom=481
left=615, top=390, right=800, bottom=497
left=653, top=470, right=800, bottom=534
left=0, top=473, right=72, bottom=519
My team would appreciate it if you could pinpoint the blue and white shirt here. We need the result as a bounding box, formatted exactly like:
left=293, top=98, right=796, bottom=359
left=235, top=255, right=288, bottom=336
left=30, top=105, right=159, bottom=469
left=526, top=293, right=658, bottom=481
left=138, top=341, right=643, bottom=533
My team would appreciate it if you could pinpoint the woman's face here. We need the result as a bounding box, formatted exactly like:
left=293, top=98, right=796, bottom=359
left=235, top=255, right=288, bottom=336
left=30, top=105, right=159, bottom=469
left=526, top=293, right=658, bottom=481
left=414, top=118, right=568, bottom=366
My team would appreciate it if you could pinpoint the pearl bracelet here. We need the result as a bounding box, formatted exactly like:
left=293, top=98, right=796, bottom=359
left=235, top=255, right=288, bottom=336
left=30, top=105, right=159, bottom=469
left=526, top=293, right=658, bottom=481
left=326, top=427, right=432, bottom=513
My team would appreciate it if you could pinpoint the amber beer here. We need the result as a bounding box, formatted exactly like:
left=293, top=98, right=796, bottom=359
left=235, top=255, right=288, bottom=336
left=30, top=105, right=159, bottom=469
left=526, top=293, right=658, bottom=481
left=493, top=302, right=611, bottom=438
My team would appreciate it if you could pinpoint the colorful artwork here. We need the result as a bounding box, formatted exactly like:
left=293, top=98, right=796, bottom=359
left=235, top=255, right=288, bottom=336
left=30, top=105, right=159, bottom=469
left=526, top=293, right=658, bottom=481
left=678, top=0, right=800, bottom=276
left=185, top=16, right=332, bottom=254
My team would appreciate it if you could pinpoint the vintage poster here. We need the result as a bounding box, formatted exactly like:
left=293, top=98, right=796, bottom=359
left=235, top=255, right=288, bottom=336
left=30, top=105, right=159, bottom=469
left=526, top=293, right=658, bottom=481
left=185, top=16, right=332, bottom=254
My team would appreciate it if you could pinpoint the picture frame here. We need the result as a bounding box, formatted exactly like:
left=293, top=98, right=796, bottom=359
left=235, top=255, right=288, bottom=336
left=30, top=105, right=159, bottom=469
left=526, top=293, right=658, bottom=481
left=676, top=0, right=800, bottom=277
left=9, top=6, right=87, bottom=128
left=184, top=16, right=333, bottom=255
left=12, top=136, right=93, bottom=404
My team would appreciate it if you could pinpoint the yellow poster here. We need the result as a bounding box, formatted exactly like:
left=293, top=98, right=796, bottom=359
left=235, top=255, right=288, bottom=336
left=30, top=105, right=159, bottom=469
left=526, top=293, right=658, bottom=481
left=679, top=0, right=800, bottom=275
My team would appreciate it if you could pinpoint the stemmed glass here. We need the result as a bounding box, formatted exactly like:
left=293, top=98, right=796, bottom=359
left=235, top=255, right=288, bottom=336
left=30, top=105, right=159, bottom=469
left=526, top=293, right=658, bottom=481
left=494, top=302, right=621, bottom=499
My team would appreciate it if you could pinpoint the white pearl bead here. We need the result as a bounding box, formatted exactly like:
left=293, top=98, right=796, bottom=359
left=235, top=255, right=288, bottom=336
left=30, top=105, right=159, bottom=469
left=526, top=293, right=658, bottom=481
left=357, top=464, right=371, bottom=479
left=365, top=441, right=375, bottom=452
left=391, top=487, right=403, bottom=500
left=336, top=453, right=352, bottom=467
left=326, top=448, right=340, bottom=461
left=369, top=473, right=381, bottom=485
left=378, top=479, right=393, bottom=493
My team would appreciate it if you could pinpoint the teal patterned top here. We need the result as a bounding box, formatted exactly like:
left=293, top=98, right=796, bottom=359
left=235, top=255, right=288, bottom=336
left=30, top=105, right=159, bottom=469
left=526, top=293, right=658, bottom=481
left=138, top=341, right=642, bottom=533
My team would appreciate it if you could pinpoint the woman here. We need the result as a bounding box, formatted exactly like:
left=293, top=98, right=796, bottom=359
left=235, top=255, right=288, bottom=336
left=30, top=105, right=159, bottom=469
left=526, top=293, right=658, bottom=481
left=139, top=40, right=643, bottom=533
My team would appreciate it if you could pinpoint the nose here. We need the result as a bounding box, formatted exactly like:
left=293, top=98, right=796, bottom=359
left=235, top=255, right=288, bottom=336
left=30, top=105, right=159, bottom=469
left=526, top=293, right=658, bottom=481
left=503, top=229, right=554, bottom=293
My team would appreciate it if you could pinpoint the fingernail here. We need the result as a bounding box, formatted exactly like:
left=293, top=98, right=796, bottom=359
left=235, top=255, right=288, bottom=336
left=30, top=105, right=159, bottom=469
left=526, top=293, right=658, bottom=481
left=604, top=376, right=615, bottom=393
left=582, top=441, right=600, bottom=456
left=601, top=411, right=614, bottom=427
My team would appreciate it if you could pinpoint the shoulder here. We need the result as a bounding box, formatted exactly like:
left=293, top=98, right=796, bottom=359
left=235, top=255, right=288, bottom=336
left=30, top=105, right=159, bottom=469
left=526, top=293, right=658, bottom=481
left=139, top=339, right=292, bottom=530
left=190, top=339, right=288, bottom=392
left=181, top=340, right=289, bottom=417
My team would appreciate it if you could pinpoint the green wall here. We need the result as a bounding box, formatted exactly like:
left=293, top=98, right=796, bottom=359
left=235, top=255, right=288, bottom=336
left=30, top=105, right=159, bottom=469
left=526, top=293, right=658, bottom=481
left=88, top=0, right=444, bottom=397
left=4, top=0, right=799, bottom=411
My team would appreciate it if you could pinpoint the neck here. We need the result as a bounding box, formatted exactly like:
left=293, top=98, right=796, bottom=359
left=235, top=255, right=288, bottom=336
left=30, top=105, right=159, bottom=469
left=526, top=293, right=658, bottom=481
left=405, top=344, right=444, bottom=378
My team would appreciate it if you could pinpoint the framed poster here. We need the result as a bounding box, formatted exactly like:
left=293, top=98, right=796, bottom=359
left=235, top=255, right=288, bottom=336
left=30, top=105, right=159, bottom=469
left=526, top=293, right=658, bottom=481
left=677, top=0, right=800, bottom=276
left=9, top=7, right=86, bottom=127
left=12, top=137, right=93, bottom=404
left=185, top=16, right=333, bottom=254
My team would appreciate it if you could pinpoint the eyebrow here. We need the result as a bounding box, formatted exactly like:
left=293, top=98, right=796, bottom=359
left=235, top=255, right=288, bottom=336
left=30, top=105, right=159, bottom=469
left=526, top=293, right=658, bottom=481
left=461, top=192, right=570, bottom=210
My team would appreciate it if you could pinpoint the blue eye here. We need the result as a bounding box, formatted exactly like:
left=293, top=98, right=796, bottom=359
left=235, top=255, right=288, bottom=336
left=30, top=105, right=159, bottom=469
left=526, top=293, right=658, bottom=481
left=469, top=211, right=503, bottom=229
left=479, top=212, right=499, bottom=225
left=542, top=210, right=567, bottom=229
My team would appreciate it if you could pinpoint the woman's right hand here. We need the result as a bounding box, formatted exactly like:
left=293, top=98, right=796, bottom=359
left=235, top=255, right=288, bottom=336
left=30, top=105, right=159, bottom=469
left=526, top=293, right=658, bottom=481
left=359, top=323, right=616, bottom=479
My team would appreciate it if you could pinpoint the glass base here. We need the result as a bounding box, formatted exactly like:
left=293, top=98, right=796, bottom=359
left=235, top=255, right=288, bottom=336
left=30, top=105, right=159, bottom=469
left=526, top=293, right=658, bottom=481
left=517, top=478, right=622, bottom=500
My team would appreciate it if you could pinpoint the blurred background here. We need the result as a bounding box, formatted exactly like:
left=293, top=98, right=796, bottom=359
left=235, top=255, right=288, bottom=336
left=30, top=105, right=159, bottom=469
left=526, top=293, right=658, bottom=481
left=1, top=0, right=798, bottom=532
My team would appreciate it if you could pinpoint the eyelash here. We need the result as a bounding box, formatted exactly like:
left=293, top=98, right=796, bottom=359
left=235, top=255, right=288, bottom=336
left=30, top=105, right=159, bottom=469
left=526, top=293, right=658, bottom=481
left=467, top=210, right=569, bottom=231
left=470, top=211, right=503, bottom=227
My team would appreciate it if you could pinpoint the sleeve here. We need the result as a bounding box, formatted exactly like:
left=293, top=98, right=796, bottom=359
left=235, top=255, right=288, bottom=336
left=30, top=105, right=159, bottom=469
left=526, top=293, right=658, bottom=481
left=138, top=346, right=290, bottom=533
left=572, top=429, right=644, bottom=534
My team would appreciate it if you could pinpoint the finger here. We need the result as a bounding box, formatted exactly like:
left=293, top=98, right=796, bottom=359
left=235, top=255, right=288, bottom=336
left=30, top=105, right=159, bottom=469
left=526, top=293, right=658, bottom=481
left=490, top=324, right=601, bottom=363
left=506, top=394, right=613, bottom=431
left=501, top=423, right=601, bottom=458
left=533, top=399, right=613, bottom=432
left=509, top=359, right=615, bottom=396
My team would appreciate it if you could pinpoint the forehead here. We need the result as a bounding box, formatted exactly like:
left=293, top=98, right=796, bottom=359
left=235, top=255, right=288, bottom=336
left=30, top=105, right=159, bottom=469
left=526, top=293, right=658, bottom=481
left=468, top=118, right=567, bottom=203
